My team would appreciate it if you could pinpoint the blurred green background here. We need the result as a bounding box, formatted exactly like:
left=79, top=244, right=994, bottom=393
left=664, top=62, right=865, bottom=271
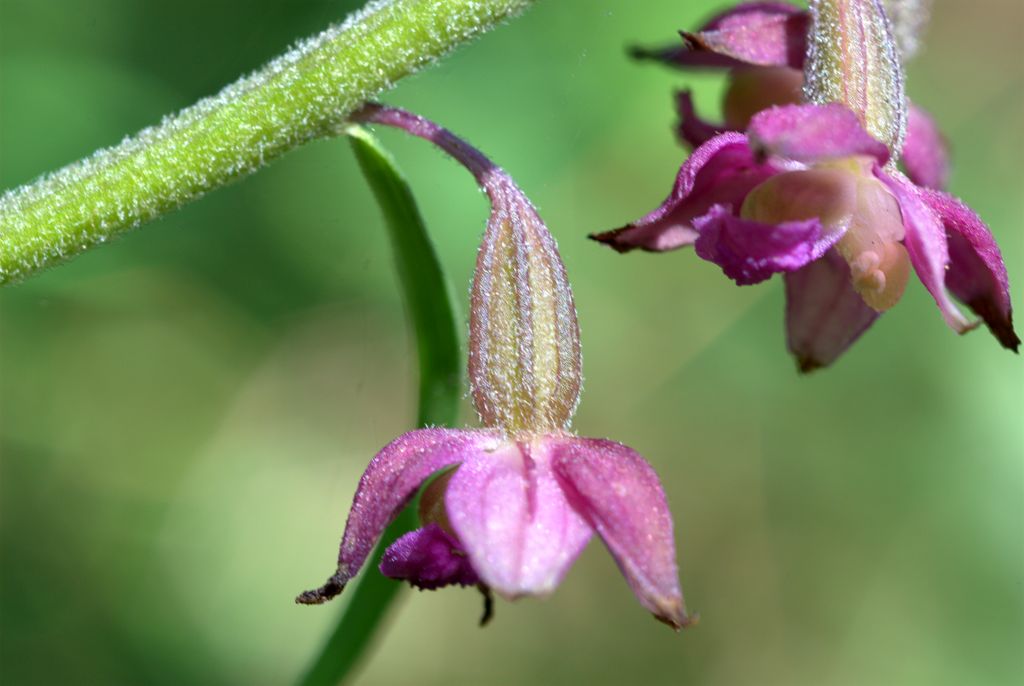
left=1, top=1, right=1021, bottom=684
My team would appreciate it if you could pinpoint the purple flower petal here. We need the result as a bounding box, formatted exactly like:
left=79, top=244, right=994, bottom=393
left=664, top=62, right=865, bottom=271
left=590, top=133, right=776, bottom=253
left=785, top=250, right=881, bottom=372
left=631, top=3, right=807, bottom=70
left=681, top=3, right=809, bottom=69
left=918, top=188, right=1019, bottom=351
left=551, top=437, right=693, bottom=630
left=901, top=103, right=950, bottom=190
left=445, top=439, right=592, bottom=599
left=296, top=428, right=500, bottom=604
left=693, top=205, right=842, bottom=285
left=379, top=523, right=480, bottom=590
left=748, top=104, right=891, bottom=165
left=675, top=90, right=728, bottom=149
left=876, top=170, right=976, bottom=333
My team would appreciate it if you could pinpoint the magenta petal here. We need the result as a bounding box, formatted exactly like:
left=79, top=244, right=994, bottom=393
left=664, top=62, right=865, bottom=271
left=379, top=523, right=479, bottom=590
left=296, top=428, right=500, bottom=604
left=748, top=104, right=890, bottom=165
left=682, top=2, right=809, bottom=68
left=902, top=104, right=950, bottom=190
left=693, top=205, right=842, bottom=285
left=876, top=170, right=976, bottom=333
left=631, top=3, right=807, bottom=70
left=918, top=189, right=1019, bottom=351
left=675, top=90, right=729, bottom=149
left=591, top=132, right=776, bottom=253
left=551, top=437, right=692, bottom=630
left=445, top=438, right=592, bottom=598
left=785, top=250, right=881, bottom=372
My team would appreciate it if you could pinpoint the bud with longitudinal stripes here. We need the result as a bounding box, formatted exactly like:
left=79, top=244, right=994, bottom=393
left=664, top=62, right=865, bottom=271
left=803, top=0, right=907, bottom=159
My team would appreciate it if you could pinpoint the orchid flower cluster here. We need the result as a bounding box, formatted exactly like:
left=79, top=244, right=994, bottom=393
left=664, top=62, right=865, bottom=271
left=298, top=105, right=692, bottom=630
left=598, top=0, right=1018, bottom=371
left=298, top=0, right=1017, bottom=633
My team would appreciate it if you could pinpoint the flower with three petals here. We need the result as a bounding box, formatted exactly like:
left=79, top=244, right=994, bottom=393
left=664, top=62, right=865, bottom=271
left=298, top=104, right=693, bottom=630
left=597, top=0, right=1017, bottom=371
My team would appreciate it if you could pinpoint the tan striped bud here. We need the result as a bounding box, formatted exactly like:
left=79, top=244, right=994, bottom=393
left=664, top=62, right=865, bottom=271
left=804, top=0, right=908, bottom=159
left=350, top=103, right=583, bottom=436
left=469, top=181, right=582, bottom=435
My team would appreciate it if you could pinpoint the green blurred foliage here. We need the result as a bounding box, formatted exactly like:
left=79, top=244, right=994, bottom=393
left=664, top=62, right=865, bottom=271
left=1, top=1, right=1022, bottom=684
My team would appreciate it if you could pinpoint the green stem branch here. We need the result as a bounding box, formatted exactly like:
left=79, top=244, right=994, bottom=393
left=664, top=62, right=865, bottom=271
left=297, top=126, right=461, bottom=686
left=0, top=0, right=534, bottom=284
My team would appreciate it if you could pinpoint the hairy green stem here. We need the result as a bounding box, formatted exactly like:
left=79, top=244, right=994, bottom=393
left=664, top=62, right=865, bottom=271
left=0, top=0, right=534, bottom=284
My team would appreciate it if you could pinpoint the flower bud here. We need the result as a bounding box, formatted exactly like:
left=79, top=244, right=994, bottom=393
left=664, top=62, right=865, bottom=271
left=350, top=103, right=583, bottom=436
left=468, top=179, right=582, bottom=435
left=803, top=0, right=907, bottom=158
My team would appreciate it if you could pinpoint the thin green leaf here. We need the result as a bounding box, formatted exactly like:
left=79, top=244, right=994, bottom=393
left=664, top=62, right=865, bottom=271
left=297, top=125, right=462, bottom=686
left=347, top=124, right=462, bottom=429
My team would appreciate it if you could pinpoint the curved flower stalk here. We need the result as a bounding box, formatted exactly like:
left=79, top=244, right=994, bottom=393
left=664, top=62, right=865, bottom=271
left=631, top=1, right=948, bottom=189
left=595, top=0, right=1017, bottom=371
left=297, top=105, right=693, bottom=630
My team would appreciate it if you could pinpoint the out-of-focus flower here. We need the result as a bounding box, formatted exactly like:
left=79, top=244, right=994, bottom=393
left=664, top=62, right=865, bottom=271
left=633, top=0, right=949, bottom=189
left=297, top=105, right=693, bottom=630
left=596, top=0, right=1017, bottom=371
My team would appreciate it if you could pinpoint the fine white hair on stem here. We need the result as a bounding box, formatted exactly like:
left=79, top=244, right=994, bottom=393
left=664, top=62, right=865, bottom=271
left=0, top=0, right=534, bottom=284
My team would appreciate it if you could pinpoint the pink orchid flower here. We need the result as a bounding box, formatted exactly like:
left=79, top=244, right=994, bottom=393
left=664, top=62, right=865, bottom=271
left=297, top=105, right=693, bottom=630
left=633, top=1, right=949, bottom=189
left=593, top=103, right=1017, bottom=371
left=596, top=0, right=1017, bottom=371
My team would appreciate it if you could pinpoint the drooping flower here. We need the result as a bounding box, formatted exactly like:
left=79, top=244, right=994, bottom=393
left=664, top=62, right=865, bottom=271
left=632, top=0, right=949, bottom=189
left=297, top=104, right=693, bottom=630
left=595, top=0, right=1018, bottom=371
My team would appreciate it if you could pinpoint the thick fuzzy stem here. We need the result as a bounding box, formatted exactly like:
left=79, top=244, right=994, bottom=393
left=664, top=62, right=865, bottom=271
left=0, top=0, right=535, bottom=285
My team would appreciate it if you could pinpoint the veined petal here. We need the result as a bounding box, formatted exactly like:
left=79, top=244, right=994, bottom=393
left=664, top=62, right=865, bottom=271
left=693, top=205, right=842, bottom=285
left=445, top=438, right=593, bottom=599
left=804, top=0, right=907, bottom=155
left=918, top=189, right=1019, bottom=351
left=352, top=103, right=582, bottom=436
left=785, top=250, right=881, bottom=372
left=681, top=2, right=810, bottom=68
left=675, top=90, right=728, bottom=149
left=876, top=170, right=975, bottom=333
left=379, top=523, right=479, bottom=590
left=590, top=133, right=776, bottom=253
left=296, top=428, right=500, bottom=604
left=901, top=104, right=949, bottom=190
left=551, top=437, right=692, bottom=630
left=748, top=104, right=890, bottom=165
left=468, top=179, right=582, bottom=435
